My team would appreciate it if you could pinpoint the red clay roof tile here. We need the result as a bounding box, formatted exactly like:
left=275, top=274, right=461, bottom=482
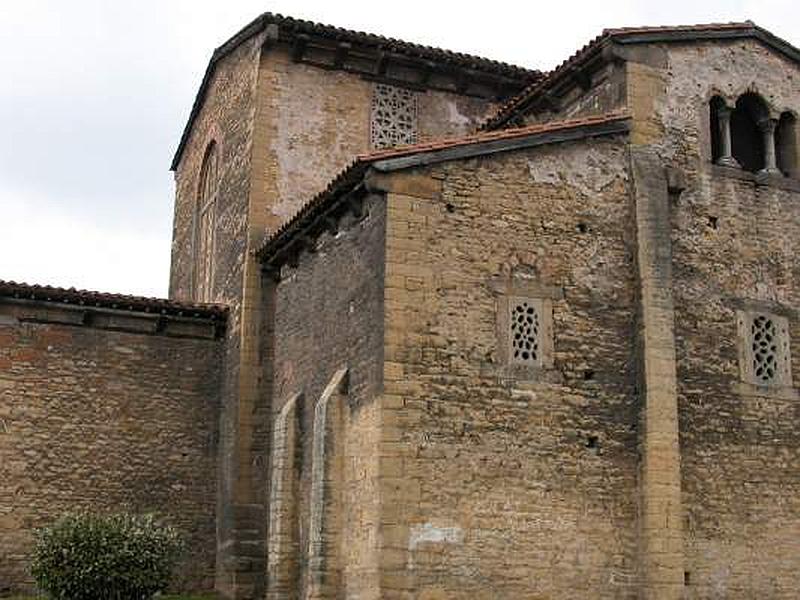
left=171, top=12, right=541, bottom=170
left=0, top=280, right=228, bottom=319
left=256, top=111, right=630, bottom=262
left=483, top=22, right=800, bottom=131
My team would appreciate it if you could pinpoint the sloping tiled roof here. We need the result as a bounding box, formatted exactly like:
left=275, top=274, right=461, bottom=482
left=256, top=112, right=630, bottom=263
left=170, top=12, right=541, bottom=170
left=0, top=280, right=228, bottom=320
left=483, top=21, right=800, bottom=130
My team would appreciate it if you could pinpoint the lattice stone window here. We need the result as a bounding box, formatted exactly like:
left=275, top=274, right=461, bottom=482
left=509, top=297, right=541, bottom=366
left=370, top=83, right=418, bottom=149
left=737, top=310, right=792, bottom=387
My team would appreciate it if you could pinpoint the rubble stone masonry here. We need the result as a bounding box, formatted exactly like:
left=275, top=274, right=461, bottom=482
left=0, top=303, right=223, bottom=594
left=378, top=137, right=640, bottom=599
left=266, top=197, right=387, bottom=599
left=645, top=40, right=800, bottom=598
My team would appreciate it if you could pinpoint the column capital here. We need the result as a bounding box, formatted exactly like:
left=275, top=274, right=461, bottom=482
left=758, top=116, right=778, bottom=133
left=717, top=104, right=734, bottom=119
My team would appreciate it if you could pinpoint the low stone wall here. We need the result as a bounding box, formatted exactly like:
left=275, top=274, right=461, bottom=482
left=0, top=295, right=224, bottom=594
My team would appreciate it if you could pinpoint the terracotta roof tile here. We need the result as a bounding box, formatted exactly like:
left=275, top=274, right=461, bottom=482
left=358, top=111, right=630, bottom=163
left=171, top=12, right=541, bottom=170
left=256, top=111, right=630, bottom=262
left=258, top=13, right=538, bottom=76
left=601, top=22, right=755, bottom=36
left=0, top=280, right=228, bottom=320
left=483, top=21, right=799, bottom=131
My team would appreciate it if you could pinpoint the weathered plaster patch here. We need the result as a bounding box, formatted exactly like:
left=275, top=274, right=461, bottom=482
left=409, top=522, right=464, bottom=550
left=445, top=100, right=472, bottom=129
left=528, top=143, right=626, bottom=197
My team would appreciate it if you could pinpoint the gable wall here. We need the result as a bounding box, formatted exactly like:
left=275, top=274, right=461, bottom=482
left=379, top=137, right=639, bottom=599
left=629, top=39, right=800, bottom=597
left=251, top=46, right=500, bottom=232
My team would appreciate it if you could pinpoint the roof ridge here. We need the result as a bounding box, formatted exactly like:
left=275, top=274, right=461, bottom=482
left=602, top=21, right=753, bottom=35
left=0, top=280, right=228, bottom=318
left=357, top=110, right=630, bottom=163
left=255, top=12, right=537, bottom=72
left=171, top=12, right=541, bottom=170
left=256, top=111, right=631, bottom=263
left=482, top=21, right=799, bottom=131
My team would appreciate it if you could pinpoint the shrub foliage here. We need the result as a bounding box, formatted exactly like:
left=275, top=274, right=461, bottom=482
left=31, top=512, right=183, bottom=600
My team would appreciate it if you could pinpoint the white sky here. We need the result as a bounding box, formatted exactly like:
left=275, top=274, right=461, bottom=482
left=1, top=0, right=798, bottom=298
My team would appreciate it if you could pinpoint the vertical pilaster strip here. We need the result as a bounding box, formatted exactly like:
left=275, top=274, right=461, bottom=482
left=631, top=149, right=684, bottom=600
left=307, top=367, right=348, bottom=599
left=267, top=393, right=301, bottom=599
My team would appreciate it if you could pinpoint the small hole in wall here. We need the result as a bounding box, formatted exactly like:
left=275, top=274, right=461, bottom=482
left=445, top=203, right=455, bottom=213
left=585, top=435, right=599, bottom=450
left=583, top=369, right=595, bottom=381
left=707, top=216, right=718, bottom=229
left=577, top=222, right=588, bottom=233
left=684, top=571, right=691, bottom=586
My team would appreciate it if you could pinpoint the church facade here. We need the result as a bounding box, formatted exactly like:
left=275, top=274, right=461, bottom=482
left=1, top=13, right=799, bottom=600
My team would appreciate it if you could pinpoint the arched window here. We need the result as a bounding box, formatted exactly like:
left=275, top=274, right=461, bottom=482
left=776, top=112, right=797, bottom=178
left=195, top=142, right=219, bottom=302
left=709, top=95, right=726, bottom=164
left=730, top=93, right=768, bottom=173
left=711, top=92, right=793, bottom=177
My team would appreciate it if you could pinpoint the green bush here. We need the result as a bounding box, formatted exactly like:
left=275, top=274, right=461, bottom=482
left=31, top=512, right=183, bottom=600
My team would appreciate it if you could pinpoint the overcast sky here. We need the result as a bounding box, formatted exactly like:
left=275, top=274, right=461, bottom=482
left=1, top=0, right=798, bottom=298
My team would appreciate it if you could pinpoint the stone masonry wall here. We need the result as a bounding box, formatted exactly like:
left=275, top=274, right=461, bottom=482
left=643, top=40, right=800, bottom=598
left=0, top=316, right=222, bottom=594
left=522, top=61, right=627, bottom=127
left=266, top=196, right=387, bottom=598
left=254, top=48, right=498, bottom=228
left=379, top=137, right=640, bottom=599
left=167, top=32, right=263, bottom=595
left=169, top=34, right=262, bottom=307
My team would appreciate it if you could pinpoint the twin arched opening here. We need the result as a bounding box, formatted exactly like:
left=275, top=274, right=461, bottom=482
left=710, top=92, right=797, bottom=178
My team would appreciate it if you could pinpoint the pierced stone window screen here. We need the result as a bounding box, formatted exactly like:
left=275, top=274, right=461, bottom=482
left=509, top=297, right=541, bottom=366
left=195, top=142, right=219, bottom=302
left=370, top=83, right=418, bottom=149
left=738, top=311, right=792, bottom=387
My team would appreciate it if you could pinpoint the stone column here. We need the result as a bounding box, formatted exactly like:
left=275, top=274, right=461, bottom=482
left=758, top=117, right=781, bottom=175
left=716, top=105, right=740, bottom=168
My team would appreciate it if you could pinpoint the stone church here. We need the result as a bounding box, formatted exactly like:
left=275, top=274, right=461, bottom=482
left=1, top=12, right=799, bottom=600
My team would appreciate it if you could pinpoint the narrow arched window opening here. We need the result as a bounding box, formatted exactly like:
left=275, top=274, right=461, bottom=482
left=709, top=96, right=725, bottom=164
left=195, top=142, right=219, bottom=302
left=730, top=93, right=768, bottom=173
left=776, top=112, right=797, bottom=178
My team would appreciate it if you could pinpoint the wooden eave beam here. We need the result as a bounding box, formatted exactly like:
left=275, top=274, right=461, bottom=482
left=418, top=60, right=436, bottom=86
left=291, top=33, right=310, bottom=62
left=334, top=41, right=351, bottom=68
left=375, top=51, right=389, bottom=76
